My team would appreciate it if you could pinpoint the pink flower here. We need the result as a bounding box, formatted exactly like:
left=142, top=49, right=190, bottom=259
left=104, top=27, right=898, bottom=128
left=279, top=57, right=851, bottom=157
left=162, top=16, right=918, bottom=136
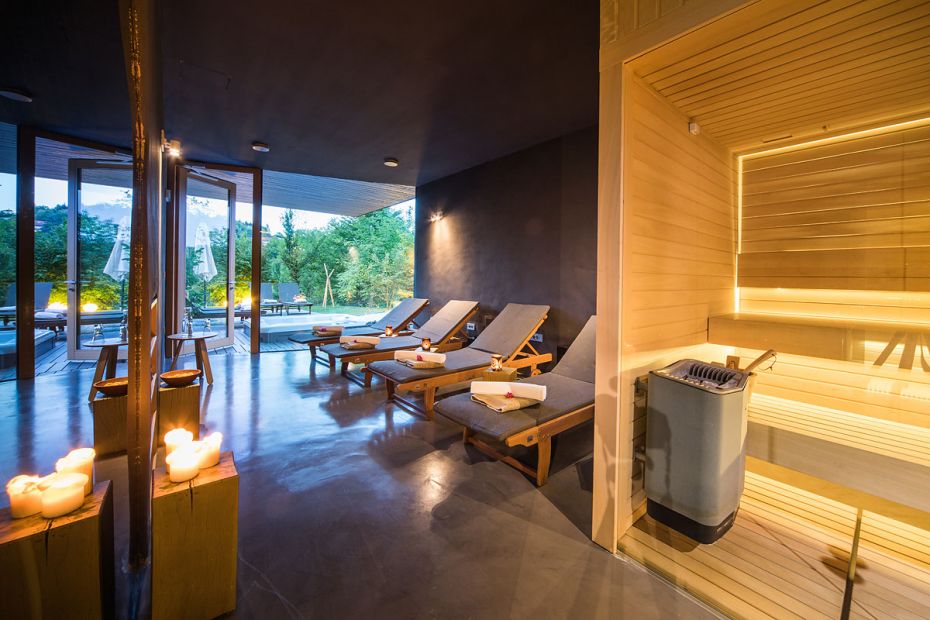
left=506, top=392, right=514, bottom=399
left=416, top=355, right=423, bottom=361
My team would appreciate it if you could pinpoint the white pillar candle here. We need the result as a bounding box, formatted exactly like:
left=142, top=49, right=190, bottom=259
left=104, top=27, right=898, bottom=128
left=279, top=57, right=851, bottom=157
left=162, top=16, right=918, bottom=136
left=198, top=432, right=223, bottom=469
left=55, top=448, right=95, bottom=495
left=165, top=445, right=200, bottom=483
left=164, top=428, right=193, bottom=456
left=6, top=475, right=43, bottom=518
left=40, top=472, right=88, bottom=518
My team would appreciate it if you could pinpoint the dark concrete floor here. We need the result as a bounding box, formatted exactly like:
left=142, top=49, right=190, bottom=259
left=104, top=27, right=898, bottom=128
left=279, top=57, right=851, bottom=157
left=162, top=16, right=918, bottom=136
left=0, top=351, right=718, bottom=619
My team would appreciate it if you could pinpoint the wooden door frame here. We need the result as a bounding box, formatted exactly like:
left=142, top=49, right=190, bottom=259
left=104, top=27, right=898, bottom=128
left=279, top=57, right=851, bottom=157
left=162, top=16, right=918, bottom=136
left=14, top=127, right=131, bottom=379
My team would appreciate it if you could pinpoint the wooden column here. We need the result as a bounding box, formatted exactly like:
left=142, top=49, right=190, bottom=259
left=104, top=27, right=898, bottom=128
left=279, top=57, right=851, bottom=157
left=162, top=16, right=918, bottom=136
left=15, top=126, right=36, bottom=379
left=250, top=169, right=262, bottom=354
left=119, top=0, right=164, bottom=565
left=0, top=482, right=114, bottom=619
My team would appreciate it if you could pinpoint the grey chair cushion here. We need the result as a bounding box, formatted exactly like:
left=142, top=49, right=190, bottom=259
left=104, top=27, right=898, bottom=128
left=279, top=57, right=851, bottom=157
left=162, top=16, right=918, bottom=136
left=320, top=335, right=423, bottom=360
left=470, top=303, right=550, bottom=356
left=412, top=300, right=477, bottom=342
left=288, top=325, right=381, bottom=345
left=371, top=298, right=429, bottom=331
left=278, top=283, right=301, bottom=302
left=553, top=315, right=596, bottom=383
left=368, top=348, right=493, bottom=384
left=435, top=373, right=594, bottom=442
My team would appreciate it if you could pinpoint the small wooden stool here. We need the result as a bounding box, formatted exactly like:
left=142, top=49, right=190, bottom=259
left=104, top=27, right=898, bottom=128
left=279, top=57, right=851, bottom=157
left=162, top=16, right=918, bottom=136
left=84, top=339, right=127, bottom=401
left=166, top=332, right=217, bottom=384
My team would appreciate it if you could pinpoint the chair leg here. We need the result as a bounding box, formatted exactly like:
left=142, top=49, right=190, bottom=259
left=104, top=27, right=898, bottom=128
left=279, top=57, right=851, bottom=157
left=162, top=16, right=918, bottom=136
left=424, top=387, right=436, bottom=420
left=363, top=369, right=373, bottom=388
left=535, top=437, right=552, bottom=486
left=309, top=345, right=317, bottom=362
left=328, top=355, right=336, bottom=372
left=89, top=351, right=108, bottom=401
left=340, top=361, right=349, bottom=376
left=385, top=380, right=395, bottom=399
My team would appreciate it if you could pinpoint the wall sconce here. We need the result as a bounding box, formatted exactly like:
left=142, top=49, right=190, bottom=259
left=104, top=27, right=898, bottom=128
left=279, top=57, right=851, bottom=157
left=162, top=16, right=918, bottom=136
left=161, top=130, right=182, bottom=158
left=429, top=211, right=443, bottom=223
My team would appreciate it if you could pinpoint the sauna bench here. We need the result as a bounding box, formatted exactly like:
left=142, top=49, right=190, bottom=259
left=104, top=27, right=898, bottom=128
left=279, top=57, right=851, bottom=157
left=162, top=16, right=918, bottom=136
left=747, top=393, right=930, bottom=516
left=708, top=312, right=930, bottom=361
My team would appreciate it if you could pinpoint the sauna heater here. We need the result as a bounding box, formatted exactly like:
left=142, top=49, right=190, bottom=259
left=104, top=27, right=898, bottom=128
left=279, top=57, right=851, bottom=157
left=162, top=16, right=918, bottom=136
left=645, top=359, right=752, bottom=544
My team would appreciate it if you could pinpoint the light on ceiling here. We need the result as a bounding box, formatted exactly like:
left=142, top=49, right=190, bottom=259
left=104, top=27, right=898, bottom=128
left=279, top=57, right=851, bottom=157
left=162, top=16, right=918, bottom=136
left=429, top=211, right=443, bottom=223
left=0, top=88, right=33, bottom=103
left=383, top=157, right=399, bottom=167
left=251, top=141, right=270, bottom=153
left=161, top=131, right=182, bottom=158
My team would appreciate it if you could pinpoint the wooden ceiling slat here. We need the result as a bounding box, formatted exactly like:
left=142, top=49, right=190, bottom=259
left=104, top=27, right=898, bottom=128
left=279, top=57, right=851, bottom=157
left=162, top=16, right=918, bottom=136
left=673, top=22, right=930, bottom=113
left=652, top=0, right=915, bottom=94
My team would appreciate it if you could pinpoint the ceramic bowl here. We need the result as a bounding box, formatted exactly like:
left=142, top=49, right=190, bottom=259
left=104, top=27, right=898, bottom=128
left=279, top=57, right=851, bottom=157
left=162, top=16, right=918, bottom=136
left=160, top=369, right=202, bottom=387
left=94, top=377, right=129, bottom=397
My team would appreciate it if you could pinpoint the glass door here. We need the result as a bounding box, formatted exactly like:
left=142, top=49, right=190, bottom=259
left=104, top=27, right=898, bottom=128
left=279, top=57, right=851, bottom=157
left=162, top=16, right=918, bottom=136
left=177, top=167, right=236, bottom=349
left=66, top=159, right=133, bottom=360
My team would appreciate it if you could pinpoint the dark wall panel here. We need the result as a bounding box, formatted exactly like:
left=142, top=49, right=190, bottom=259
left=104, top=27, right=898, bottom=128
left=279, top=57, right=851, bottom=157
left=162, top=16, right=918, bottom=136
left=414, top=126, right=596, bottom=360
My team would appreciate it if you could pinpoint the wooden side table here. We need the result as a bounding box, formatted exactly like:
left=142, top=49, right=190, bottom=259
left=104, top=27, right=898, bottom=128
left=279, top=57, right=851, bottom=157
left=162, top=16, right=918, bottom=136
left=85, top=338, right=127, bottom=401
left=152, top=452, right=238, bottom=620
left=91, top=395, right=128, bottom=457
left=166, top=332, right=217, bottom=384
left=157, top=383, right=201, bottom=443
left=481, top=366, right=519, bottom=382
left=0, top=481, right=114, bottom=619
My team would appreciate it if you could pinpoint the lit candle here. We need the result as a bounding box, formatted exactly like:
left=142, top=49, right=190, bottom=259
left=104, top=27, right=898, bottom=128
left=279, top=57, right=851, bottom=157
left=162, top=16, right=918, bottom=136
left=55, top=448, right=95, bottom=495
left=198, top=432, right=223, bottom=469
left=384, top=325, right=394, bottom=337
left=6, top=475, right=43, bottom=518
left=421, top=337, right=431, bottom=351
left=166, top=445, right=200, bottom=483
left=490, top=353, right=504, bottom=371
left=40, top=473, right=88, bottom=518
left=165, top=428, right=193, bottom=456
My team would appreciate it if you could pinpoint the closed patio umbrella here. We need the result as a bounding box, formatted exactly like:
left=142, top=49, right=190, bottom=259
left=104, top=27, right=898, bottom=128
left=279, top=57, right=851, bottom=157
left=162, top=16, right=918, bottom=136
left=192, top=223, right=218, bottom=306
left=103, top=215, right=131, bottom=309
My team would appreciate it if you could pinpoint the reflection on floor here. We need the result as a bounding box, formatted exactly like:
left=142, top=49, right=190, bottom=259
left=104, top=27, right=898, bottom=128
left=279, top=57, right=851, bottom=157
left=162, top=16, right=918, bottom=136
left=620, top=472, right=930, bottom=619
left=0, top=351, right=718, bottom=619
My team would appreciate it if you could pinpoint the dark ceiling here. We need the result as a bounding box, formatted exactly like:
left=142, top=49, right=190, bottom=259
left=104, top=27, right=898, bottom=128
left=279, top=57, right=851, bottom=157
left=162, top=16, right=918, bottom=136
left=2, top=1, right=598, bottom=187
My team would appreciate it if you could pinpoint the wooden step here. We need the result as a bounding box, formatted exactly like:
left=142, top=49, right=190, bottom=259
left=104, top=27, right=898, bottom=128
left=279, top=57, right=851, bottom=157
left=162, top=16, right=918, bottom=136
left=747, top=393, right=930, bottom=514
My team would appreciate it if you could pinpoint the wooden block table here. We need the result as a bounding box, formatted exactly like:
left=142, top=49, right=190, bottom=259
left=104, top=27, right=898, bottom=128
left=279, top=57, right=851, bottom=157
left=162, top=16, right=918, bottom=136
left=0, top=481, right=114, bottom=619
left=152, top=452, right=238, bottom=620
left=480, top=366, right=518, bottom=382
left=91, top=395, right=128, bottom=457
left=157, top=384, right=201, bottom=445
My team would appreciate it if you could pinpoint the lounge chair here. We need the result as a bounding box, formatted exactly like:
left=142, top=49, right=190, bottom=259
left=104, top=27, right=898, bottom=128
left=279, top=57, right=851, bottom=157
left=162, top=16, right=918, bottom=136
left=0, top=282, right=54, bottom=325
left=288, top=297, right=430, bottom=365
left=279, top=282, right=312, bottom=315
left=434, top=315, right=595, bottom=486
left=259, top=283, right=283, bottom=314
left=367, top=303, right=552, bottom=418
left=318, top=299, right=479, bottom=385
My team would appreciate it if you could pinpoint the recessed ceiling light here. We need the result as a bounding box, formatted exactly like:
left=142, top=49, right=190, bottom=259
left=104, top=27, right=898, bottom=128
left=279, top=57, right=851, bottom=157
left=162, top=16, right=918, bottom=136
left=0, top=88, right=33, bottom=103
left=383, top=157, right=399, bottom=167
left=251, top=141, right=270, bottom=153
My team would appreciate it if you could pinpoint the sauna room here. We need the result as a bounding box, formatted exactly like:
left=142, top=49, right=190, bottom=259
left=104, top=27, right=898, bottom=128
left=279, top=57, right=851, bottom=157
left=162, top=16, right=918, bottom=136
left=593, top=0, right=930, bottom=617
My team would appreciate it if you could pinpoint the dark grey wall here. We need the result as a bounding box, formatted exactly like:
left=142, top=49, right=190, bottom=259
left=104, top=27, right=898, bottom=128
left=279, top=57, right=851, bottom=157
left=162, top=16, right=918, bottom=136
left=414, top=126, right=597, bottom=359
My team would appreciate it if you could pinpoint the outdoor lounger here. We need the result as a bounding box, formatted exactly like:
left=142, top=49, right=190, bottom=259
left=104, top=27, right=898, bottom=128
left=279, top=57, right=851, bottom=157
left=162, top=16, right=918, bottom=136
left=288, top=297, right=429, bottom=365
left=367, top=303, right=552, bottom=418
left=318, top=299, right=478, bottom=385
left=434, top=315, right=595, bottom=486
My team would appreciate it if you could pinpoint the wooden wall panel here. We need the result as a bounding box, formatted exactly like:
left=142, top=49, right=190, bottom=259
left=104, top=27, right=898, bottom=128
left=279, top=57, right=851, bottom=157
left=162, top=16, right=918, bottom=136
left=740, top=120, right=930, bottom=292
left=616, top=75, right=736, bottom=527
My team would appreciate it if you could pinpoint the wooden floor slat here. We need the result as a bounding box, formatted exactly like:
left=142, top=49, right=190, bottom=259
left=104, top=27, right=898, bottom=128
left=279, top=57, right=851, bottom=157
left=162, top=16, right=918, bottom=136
left=620, top=472, right=930, bottom=619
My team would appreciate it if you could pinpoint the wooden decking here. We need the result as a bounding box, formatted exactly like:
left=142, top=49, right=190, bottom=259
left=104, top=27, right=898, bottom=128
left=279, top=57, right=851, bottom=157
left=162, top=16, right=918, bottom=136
left=0, top=328, right=306, bottom=381
left=619, top=472, right=930, bottom=620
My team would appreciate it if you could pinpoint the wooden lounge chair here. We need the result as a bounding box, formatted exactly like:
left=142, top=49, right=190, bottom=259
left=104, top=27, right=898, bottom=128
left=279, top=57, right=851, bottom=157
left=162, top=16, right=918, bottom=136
left=288, top=297, right=429, bottom=365
left=367, top=303, right=552, bottom=418
left=279, top=282, right=313, bottom=315
left=0, top=282, right=54, bottom=326
left=318, top=299, right=479, bottom=385
left=434, top=315, right=595, bottom=486
left=259, top=283, right=283, bottom=315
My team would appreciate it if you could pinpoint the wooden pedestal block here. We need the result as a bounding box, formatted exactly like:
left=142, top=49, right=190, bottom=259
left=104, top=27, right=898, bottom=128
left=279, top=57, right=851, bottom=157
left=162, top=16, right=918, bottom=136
left=0, top=482, right=114, bottom=619
left=481, top=367, right=518, bottom=382
left=152, top=452, right=238, bottom=620
left=157, top=384, right=201, bottom=445
left=91, top=395, right=128, bottom=457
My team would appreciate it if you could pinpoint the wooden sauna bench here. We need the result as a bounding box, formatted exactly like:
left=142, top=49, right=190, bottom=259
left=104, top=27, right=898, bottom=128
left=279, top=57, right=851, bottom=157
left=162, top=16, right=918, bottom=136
left=620, top=472, right=930, bottom=620
left=709, top=313, right=930, bottom=364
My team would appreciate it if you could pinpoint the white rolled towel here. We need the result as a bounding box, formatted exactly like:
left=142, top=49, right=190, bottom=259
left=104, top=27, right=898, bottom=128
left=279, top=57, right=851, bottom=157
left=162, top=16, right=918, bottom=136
left=339, top=335, right=380, bottom=345
left=395, top=350, right=446, bottom=364
left=313, top=325, right=344, bottom=335
left=470, top=381, right=547, bottom=401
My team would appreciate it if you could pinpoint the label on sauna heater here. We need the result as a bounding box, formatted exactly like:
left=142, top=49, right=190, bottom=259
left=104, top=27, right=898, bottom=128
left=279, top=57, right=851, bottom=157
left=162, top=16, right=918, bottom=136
left=644, top=359, right=752, bottom=544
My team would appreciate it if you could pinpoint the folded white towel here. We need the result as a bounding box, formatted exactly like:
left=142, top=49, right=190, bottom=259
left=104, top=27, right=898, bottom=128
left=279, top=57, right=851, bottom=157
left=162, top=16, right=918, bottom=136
left=313, top=325, right=344, bottom=335
left=339, top=335, right=381, bottom=345
left=470, top=381, right=547, bottom=401
left=395, top=350, right=446, bottom=364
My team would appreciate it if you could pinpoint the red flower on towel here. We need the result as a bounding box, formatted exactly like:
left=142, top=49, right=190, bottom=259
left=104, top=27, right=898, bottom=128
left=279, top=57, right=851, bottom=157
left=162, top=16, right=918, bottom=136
left=416, top=354, right=423, bottom=361
left=506, top=392, right=514, bottom=399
